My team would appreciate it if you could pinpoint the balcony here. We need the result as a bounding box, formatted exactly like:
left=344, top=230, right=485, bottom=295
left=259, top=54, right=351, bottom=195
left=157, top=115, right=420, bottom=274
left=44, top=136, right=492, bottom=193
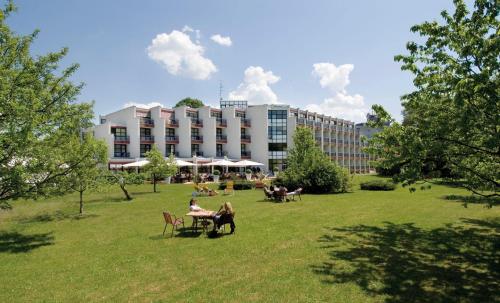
left=240, top=134, right=251, bottom=143
left=216, top=119, right=227, bottom=127
left=241, top=118, right=251, bottom=127
left=298, top=118, right=306, bottom=125
left=216, top=135, right=227, bottom=143
left=140, top=117, right=154, bottom=127
left=140, top=135, right=155, bottom=143
left=114, top=135, right=130, bottom=144
left=166, top=119, right=179, bottom=127
left=314, top=121, right=322, bottom=129
left=191, top=135, right=203, bottom=143
left=166, top=151, right=179, bottom=157
left=192, top=151, right=204, bottom=157
left=241, top=151, right=251, bottom=159
left=191, top=118, right=203, bottom=127
left=165, top=135, right=179, bottom=143
left=114, top=152, right=130, bottom=158
left=216, top=151, right=227, bottom=157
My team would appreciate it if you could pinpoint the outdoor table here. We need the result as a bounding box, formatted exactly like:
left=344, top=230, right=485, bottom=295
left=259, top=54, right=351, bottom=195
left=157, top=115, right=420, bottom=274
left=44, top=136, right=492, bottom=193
left=186, top=211, right=216, bottom=233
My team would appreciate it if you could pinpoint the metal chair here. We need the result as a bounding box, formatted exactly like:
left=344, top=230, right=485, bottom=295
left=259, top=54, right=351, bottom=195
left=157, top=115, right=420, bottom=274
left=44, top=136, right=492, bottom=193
left=162, top=212, right=185, bottom=237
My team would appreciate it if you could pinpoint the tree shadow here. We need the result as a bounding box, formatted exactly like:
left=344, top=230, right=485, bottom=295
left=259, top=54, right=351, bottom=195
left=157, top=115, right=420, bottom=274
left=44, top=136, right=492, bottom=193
left=311, top=218, right=500, bottom=303
left=19, top=211, right=98, bottom=224
left=0, top=231, right=54, bottom=253
left=442, top=195, right=499, bottom=208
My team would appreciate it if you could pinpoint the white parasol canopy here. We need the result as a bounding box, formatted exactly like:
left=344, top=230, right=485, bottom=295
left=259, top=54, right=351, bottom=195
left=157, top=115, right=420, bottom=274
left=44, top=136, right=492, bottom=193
left=203, top=159, right=240, bottom=167
left=234, top=160, right=265, bottom=167
left=175, top=159, right=195, bottom=167
left=122, top=160, right=149, bottom=168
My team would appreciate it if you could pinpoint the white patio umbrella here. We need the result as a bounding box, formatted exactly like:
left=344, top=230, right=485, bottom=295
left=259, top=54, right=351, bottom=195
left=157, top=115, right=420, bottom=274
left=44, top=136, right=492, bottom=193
left=175, top=159, right=195, bottom=167
left=233, top=160, right=265, bottom=167
left=203, top=159, right=239, bottom=167
left=122, top=160, right=149, bottom=168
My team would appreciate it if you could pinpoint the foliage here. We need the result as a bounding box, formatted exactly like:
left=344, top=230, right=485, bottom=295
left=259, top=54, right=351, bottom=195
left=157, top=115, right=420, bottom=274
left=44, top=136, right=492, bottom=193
left=213, top=169, right=220, bottom=176
left=279, top=127, right=351, bottom=194
left=62, top=135, right=108, bottom=214
left=218, top=180, right=255, bottom=190
left=360, top=180, right=397, bottom=191
left=174, top=97, right=204, bottom=108
left=143, top=148, right=177, bottom=193
left=0, top=2, right=98, bottom=209
left=245, top=169, right=252, bottom=174
left=106, top=171, right=145, bottom=200
left=367, top=0, right=499, bottom=198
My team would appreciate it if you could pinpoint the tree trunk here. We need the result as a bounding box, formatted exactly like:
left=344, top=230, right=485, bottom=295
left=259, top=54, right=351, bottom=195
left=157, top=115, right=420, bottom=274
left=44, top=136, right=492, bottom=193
left=79, top=190, right=83, bottom=215
left=120, top=184, right=132, bottom=200
left=153, top=174, right=157, bottom=193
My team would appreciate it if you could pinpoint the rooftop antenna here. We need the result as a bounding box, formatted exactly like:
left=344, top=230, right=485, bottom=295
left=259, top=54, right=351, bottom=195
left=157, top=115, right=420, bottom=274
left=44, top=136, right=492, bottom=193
left=219, top=80, right=223, bottom=101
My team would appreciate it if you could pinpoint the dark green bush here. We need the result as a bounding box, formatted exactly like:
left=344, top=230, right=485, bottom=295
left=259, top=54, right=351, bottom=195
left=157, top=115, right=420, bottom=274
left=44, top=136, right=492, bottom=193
left=360, top=180, right=396, bottom=191
left=218, top=180, right=255, bottom=190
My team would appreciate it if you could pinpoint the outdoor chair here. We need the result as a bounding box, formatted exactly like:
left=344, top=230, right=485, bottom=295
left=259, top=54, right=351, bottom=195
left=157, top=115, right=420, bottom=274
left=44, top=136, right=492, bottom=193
left=224, top=181, right=235, bottom=195
left=263, top=187, right=274, bottom=200
left=162, top=212, right=185, bottom=237
left=276, top=187, right=288, bottom=202
left=216, top=212, right=236, bottom=234
left=287, top=188, right=303, bottom=201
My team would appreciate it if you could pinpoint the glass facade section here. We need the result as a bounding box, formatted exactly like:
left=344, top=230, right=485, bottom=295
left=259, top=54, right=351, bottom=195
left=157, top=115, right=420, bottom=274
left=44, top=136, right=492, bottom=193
left=267, top=109, right=288, bottom=170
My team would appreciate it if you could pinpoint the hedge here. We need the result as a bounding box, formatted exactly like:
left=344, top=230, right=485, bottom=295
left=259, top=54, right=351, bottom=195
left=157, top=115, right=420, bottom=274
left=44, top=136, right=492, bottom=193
left=218, top=180, right=255, bottom=190
left=360, top=180, right=397, bottom=191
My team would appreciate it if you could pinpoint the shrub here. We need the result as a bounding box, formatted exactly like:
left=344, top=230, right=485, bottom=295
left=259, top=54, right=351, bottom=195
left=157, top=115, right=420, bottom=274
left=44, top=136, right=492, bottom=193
left=360, top=180, right=397, bottom=191
left=213, top=169, right=220, bottom=176
left=245, top=169, right=252, bottom=174
left=218, top=180, right=255, bottom=190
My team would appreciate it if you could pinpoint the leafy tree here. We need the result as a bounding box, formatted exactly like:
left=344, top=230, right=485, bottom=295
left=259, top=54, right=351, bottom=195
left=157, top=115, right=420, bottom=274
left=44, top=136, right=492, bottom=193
left=367, top=0, right=499, bottom=198
left=0, top=2, right=97, bottom=208
left=143, top=147, right=177, bottom=192
left=64, top=135, right=107, bottom=215
left=277, top=127, right=351, bottom=194
left=174, top=97, right=204, bottom=108
left=106, top=172, right=145, bottom=200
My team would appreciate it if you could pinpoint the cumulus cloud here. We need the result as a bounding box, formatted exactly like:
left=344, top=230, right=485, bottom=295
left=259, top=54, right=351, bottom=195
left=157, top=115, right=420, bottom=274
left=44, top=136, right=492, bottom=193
left=124, top=102, right=164, bottom=109
left=147, top=29, right=216, bottom=80
left=306, top=62, right=368, bottom=122
left=210, top=34, right=232, bottom=46
left=228, top=66, right=280, bottom=105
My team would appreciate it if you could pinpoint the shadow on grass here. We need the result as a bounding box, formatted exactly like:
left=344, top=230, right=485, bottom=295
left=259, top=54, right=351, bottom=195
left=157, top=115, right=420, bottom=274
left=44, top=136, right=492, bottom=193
left=0, top=231, right=54, bottom=253
left=442, top=195, right=499, bottom=208
left=19, top=211, right=98, bottom=224
left=311, top=218, right=500, bottom=303
left=149, top=227, right=203, bottom=239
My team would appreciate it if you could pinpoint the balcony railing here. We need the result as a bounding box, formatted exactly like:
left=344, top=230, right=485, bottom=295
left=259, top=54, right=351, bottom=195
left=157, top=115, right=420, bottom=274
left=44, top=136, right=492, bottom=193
left=191, top=135, right=203, bottom=143
left=216, top=119, right=227, bottom=127
left=191, top=118, right=203, bottom=127
left=114, top=152, right=130, bottom=158
left=298, top=118, right=306, bottom=124
left=166, top=119, right=179, bottom=127
left=241, top=151, right=251, bottom=158
left=240, top=135, right=251, bottom=143
left=166, top=151, right=179, bottom=157
left=140, top=117, right=154, bottom=127
left=216, top=135, right=227, bottom=143
left=114, top=135, right=130, bottom=143
left=140, top=135, right=155, bottom=142
left=192, top=151, right=204, bottom=157
left=165, top=135, right=179, bottom=143
left=241, top=118, right=251, bottom=127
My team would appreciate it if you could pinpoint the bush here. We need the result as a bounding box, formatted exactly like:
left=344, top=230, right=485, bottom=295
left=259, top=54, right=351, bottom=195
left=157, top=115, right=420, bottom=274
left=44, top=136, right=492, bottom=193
left=213, top=170, right=220, bottom=176
left=218, top=180, right=255, bottom=190
left=245, top=169, right=252, bottom=174
left=360, top=180, right=397, bottom=191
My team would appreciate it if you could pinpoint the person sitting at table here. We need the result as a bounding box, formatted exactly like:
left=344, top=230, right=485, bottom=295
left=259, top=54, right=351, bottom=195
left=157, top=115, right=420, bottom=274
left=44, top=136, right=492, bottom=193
left=213, top=202, right=235, bottom=234
left=189, top=198, right=205, bottom=212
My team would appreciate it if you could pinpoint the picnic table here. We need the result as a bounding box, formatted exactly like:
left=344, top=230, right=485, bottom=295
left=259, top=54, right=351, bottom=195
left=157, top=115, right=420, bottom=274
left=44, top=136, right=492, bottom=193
left=186, top=210, right=216, bottom=233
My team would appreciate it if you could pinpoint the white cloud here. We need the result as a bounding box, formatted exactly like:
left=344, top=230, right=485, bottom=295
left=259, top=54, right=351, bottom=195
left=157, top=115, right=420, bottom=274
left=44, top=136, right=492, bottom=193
left=147, top=29, right=216, bottom=80
left=306, top=62, right=368, bottom=122
left=228, top=66, right=280, bottom=105
left=124, top=102, right=164, bottom=109
left=210, top=34, right=232, bottom=47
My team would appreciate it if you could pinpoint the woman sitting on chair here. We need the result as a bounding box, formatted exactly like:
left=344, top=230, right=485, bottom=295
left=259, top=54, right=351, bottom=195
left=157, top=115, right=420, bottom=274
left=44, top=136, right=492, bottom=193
left=213, top=202, right=235, bottom=233
left=189, top=198, right=205, bottom=212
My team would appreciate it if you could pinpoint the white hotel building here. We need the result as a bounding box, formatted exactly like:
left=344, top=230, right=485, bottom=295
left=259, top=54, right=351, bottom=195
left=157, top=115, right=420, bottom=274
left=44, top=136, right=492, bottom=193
left=93, top=101, right=374, bottom=173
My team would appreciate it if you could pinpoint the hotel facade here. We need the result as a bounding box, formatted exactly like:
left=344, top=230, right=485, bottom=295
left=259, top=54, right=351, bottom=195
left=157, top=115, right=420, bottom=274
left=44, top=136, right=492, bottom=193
left=92, top=102, right=375, bottom=173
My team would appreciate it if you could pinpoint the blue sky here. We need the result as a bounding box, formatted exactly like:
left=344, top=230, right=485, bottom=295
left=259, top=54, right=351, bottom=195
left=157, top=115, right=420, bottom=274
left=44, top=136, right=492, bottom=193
left=8, top=0, right=466, bottom=122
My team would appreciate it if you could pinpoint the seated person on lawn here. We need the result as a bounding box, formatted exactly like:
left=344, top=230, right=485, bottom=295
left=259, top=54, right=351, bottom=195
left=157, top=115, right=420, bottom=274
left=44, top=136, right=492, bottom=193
left=213, top=202, right=235, bottom=233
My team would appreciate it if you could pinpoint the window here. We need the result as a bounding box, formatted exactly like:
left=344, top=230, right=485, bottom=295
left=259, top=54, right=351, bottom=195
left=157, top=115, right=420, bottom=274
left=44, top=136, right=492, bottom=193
left=216, top=144, right=223, bottom=156
left=165, top=128, right=175, bottom=136
left=241, top=144, right=247, bottom=152
left=216, top=128, right=222, bottom=136
left=166, top=144, right=176, bottom=156
left=111, top=127, right=127, bottom=137
left=236, top=111, right=246, bottom=118
left=191, top=128, right=199, bottom=136
left=268, top=143, right=287, bottom=151
left=268, top=110, right=287, bottom=143
left=140, top=144, right=151, bottom=157
left=187, top=111, right=198, bottom=118
left=114, top=144, right=127, bottom=153
left=211, top=111, right=222, bottom=118
left=140, top=128, right=151, bottom=137
left=191, top=144, right=200, bottom=155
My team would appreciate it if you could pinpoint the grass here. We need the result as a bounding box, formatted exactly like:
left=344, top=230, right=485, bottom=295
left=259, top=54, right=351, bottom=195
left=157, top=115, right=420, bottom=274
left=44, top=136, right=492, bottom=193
left=0, top=175, right=499, bottom=302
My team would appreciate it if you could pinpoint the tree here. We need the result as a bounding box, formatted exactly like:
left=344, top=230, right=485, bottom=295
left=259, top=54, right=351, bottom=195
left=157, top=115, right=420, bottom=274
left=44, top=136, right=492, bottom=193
left=143, top=147, right=177, bottom=193
left=106, top=171, right=145, bottom=200
left=367, top=0, right=499, bottom=198
left=277, top=127, right=351, bottom=194
left=0, top=2, right=97, bottom=208
left=64, top=135, right=107, bottom=215
left=174, top=97, right=204, bottom=108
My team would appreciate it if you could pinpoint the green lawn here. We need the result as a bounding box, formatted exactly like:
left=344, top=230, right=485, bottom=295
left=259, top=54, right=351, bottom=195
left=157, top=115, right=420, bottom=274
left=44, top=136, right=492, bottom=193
left=0, top=176, right=499, bottom=302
